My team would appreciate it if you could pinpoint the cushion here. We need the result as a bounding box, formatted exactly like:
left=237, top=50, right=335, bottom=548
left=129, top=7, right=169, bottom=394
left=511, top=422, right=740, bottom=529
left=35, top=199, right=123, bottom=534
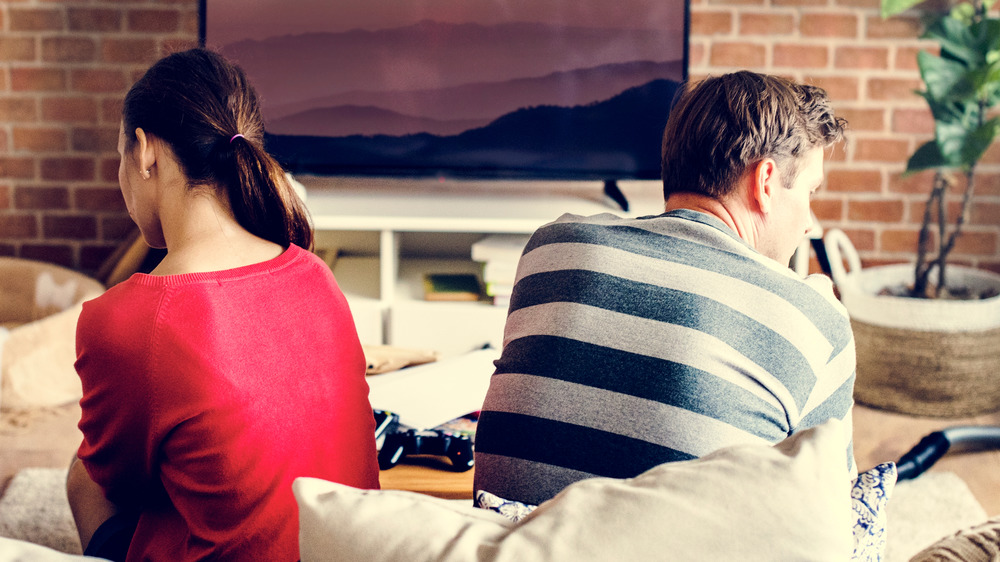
left=850, top=462, right=897, bottom=561
left=474, top=460, right=899, bottom=562
left=295, top=418, right=853, bottom=561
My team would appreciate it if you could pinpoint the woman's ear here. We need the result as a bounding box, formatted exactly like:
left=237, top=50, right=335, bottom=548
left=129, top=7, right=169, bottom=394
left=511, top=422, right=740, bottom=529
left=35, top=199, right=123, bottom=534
left=134, top=127, right=156, bottom=179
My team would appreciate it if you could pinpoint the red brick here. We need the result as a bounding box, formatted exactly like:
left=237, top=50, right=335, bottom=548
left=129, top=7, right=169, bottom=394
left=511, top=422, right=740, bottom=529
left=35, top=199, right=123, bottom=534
left=12, top=127, right=68, bottom=152
left=804, top=76, right=861, bottom=101
left=839, top=228, right=877, bottom=251
left=826, top=169, right=883, bottom=192
left=71, top=127, right=119, bottom=153
left=44, top=214, right=97, bottom=239
left=15, top=186, right=69, bottom=210
left=953, top=231, right=997, bottom=255
left=740, top=13, right=795, bottom=35
left=801, top=13, right=858, bottom=37
left=855, top=138, right=912, bottom=162
left=837, top=0, right=878, bottom=8
left=67, top=8, right=122, bottom=32
left=70, top=69, right=127, bottom=93
left=74, top=187, right=126, bottom=212
left=975, top=172, right=1000, bottom=196
left=848, top=199, right=905, bottom=221
left=11, top=68, right=67, bottom=92
left=689, top=43, right=707, bottom=68
left=0, top=214, right=39, bottom=238
left=0, top=97, right=39, bottom=122
left=773, top=0, right=825, bottom=6
left=102, top=38, right=158, bottom=64
left=127, top=9, right=180, bottom=33
left=895, top=46, right=933, bottom=71
left=834, top=46, right=889, bottom=69
left=158, top=38, right=199, bottom=57
left=9, top=8, right=64, bottom=32
left=20, top=244, right=74, bottom=268
left=41, top=97, right=99, bottom=123
left=866, top=15, right=923, bottom=39
left=868, top=77, right=923, bottom=102
left=908, top=199, right=964, bottom=225
left=42, top=37, right=97, bottom=63
left=40, top=158, right=95, bottom=182
left=100, top=158, right=120, bottom=183
left=892, top=108, right=933, bottom=135
left=0, top=185, right=10, bottom=209
left=0, top=37, right=37, bottom=62
left=100, top=215, right=135, bottom=240
left=179, top=8, right=199, bottom=36
left=709, top=42, right=766, bottom=68
left=691, top=11, right=733, bottom=35
left=101, top=98, right=124, bottom=124
left=835, top=108, right=885, bottom=132
left=888, top=169, right=935, bottom=194
left=774, top=44, right=828, bottom=68
left=810, top=198, right=844, bottom=221
left=0, top=157, right=36, bottom=179
left=881, top=228, right=922, bottom=252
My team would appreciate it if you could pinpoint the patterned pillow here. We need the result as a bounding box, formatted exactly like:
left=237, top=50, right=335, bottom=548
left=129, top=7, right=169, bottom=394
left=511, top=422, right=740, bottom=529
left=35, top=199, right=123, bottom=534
left=851, top=462, right=898, bottom=562
left=474, top=490, right=537, bottom=523
left=476, top=461, right=898, bottom=562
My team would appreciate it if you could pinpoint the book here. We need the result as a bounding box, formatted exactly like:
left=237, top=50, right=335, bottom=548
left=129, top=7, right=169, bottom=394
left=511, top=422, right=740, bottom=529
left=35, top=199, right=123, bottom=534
left=422, top=273, right=483, bottom=301
left=471, top=234, right=530, bottom=264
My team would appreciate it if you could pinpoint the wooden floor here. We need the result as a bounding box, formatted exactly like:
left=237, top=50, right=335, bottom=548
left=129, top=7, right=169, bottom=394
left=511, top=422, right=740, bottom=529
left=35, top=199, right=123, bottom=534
left=2, top=402, right=999, bottom=516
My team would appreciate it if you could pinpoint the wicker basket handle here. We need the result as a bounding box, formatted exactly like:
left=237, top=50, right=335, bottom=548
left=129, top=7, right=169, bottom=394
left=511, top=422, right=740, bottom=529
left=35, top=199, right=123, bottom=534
left=822, top=229, right=862, bottom=288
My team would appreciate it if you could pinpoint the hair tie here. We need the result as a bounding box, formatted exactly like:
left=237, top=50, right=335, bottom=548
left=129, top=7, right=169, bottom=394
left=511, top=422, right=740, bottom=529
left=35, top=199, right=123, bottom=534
left=230, top=133, right=244, bottom=143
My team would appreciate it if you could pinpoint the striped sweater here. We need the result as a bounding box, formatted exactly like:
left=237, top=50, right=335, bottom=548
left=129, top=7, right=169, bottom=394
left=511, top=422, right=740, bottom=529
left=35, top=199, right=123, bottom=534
left=473, top=209, right=856, bottom=506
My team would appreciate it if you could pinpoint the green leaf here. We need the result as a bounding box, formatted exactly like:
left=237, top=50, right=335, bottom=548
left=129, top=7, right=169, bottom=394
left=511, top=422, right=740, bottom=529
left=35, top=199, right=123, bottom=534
left=918, top=51, right=975, bottom=101
left=880, top=0, right=925, bottom=18
left=905, top=140, right=948, bottom=174
left=925, top=15, right=980, bottom=65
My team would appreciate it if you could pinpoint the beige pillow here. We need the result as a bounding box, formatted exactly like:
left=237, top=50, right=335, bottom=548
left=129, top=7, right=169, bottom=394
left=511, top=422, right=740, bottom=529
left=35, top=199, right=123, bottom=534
left=295, top=419, right=853, bottom=561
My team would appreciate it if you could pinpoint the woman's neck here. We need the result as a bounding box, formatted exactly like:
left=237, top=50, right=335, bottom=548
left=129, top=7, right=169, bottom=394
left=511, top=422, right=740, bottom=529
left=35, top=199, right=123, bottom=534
left=152, top=187, right=283, bottom=276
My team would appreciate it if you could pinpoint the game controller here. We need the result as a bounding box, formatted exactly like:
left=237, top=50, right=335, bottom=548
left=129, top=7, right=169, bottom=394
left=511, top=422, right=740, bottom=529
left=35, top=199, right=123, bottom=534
left=378, top=428, right=475, bottom=472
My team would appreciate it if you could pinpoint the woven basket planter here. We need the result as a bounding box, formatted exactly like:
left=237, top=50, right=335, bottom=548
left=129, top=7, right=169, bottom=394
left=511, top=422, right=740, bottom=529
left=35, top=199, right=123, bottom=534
left=825, top=230, right=1000, bottom=418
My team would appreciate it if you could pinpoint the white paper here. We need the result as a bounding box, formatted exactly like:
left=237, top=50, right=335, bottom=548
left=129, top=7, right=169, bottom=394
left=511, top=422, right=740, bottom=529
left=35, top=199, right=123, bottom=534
left=366, top=347, right=499, bottom=430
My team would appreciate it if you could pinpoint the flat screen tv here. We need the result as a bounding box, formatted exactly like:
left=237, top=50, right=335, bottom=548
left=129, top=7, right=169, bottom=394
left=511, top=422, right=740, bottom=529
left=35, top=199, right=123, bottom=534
left=199, top=1, right=689, bottom=187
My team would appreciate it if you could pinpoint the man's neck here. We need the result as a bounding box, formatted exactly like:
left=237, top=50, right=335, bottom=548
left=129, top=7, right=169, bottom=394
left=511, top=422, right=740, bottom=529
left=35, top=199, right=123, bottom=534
left=664, top=192, right=760, bottom=249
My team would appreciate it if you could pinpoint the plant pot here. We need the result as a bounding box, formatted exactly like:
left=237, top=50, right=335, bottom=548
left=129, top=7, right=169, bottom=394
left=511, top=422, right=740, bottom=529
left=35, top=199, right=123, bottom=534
left=824, top=229, right=1000, bottom=417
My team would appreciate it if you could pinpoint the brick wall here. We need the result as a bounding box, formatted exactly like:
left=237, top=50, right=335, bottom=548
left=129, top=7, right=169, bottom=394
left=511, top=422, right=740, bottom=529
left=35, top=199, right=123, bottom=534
left=1, top=0, right=998, bottom=276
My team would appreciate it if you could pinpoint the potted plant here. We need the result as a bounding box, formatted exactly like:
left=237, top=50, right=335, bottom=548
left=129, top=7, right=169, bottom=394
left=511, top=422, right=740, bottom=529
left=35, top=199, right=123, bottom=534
left=823, top=0, right=1000, bottom=416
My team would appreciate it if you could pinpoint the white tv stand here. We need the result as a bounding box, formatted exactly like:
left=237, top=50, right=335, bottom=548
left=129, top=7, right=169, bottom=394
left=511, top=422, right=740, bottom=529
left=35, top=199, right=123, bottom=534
left=299, top=176, right=663, bottom=356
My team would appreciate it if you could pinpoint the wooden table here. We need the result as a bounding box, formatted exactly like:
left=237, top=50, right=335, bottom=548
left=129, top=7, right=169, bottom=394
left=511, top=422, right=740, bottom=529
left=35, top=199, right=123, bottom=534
left=377, top=456, right=475, bottom=500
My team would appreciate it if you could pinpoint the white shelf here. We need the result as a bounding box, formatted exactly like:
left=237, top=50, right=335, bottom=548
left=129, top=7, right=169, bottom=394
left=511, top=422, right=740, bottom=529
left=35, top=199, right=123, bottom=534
left=300, top=177, right=663, bottom=355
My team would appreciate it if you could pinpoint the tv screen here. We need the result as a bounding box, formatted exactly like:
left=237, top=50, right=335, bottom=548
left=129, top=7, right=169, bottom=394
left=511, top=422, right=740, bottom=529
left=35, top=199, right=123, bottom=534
left=199, top=1, right=689, bottom=182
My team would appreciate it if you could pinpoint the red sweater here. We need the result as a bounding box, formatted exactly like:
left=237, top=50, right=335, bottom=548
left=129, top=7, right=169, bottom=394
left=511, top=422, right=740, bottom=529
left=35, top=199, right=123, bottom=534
left=76, top=245, right=379, bottom=561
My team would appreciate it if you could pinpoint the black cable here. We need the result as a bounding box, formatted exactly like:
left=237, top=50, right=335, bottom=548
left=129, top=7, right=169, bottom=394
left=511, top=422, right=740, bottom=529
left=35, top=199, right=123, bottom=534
left=895, top=426, right=1000, bottom=481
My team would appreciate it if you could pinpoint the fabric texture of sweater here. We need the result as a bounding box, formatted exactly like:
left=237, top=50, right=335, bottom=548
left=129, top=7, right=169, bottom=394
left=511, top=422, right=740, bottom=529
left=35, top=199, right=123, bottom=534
left=76, top=244, right=379, bottom=561
left=474, top=210, right=857, bottom=506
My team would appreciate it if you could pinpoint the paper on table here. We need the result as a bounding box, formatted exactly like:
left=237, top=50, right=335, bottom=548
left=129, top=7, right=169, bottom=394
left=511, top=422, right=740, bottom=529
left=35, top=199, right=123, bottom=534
left=366, top=347, right=499, bottom=430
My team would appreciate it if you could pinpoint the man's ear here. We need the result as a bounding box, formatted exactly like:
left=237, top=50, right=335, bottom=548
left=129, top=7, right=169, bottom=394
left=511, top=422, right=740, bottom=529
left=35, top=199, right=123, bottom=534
left=134, top=127, right=156, bottom=177
left=750, top=158, right=778, bottom=215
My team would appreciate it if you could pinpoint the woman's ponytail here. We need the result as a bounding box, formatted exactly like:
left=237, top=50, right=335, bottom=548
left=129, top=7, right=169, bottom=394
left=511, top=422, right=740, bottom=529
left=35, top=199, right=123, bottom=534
left=122, top=48, right=314, bottom=251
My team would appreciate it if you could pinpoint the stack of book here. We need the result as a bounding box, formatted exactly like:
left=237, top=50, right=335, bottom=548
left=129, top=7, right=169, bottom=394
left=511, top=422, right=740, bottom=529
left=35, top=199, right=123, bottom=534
left=471, top=234, right=530, bottom=307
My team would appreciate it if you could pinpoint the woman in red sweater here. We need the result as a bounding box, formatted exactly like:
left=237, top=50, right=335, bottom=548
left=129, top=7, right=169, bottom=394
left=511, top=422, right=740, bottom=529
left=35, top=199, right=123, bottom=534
left=66, top=49, right=380, bottom=561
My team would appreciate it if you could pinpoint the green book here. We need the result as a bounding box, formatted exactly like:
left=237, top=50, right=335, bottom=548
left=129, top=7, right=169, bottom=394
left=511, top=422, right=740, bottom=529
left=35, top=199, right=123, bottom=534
left=423, top=273, right=483, bottom=301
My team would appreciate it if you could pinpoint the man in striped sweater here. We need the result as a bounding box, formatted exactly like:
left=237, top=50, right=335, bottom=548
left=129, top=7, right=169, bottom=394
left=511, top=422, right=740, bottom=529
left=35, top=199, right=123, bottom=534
left=473, top=71, right=856, bottom=506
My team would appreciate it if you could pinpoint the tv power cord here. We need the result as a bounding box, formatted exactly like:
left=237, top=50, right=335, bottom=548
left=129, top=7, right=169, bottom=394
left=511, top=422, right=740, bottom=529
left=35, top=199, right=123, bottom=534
left=895, top=426, right=1000, bottom=481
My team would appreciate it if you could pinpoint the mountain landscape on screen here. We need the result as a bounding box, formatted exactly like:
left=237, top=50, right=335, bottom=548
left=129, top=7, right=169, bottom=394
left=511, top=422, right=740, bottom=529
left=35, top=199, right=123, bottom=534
left=215, top=18, right=686, bottom=179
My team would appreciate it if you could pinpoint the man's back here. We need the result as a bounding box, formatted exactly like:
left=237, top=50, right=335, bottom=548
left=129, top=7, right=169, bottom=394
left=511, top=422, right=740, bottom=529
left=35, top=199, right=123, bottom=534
left=473, top=209, right=855, bottom=506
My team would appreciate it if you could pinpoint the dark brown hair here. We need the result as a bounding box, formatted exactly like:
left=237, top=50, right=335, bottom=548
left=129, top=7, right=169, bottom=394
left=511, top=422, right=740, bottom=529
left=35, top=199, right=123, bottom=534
left=660, top=71, right=847, bottom=201
left=122, top=48, right=313, bottom=250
